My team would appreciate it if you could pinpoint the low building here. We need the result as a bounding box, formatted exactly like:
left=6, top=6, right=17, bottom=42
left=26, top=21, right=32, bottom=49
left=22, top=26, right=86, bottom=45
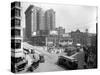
left=46, top=33, right=73, bottom=47
left=55, top=27, right=65, bottom=35
left=31, top=36, right=46, bottom=46
left=70, top=29, right=96, bottom=46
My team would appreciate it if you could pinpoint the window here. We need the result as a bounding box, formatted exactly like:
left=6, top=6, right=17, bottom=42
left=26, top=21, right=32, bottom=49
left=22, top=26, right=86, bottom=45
left=11, top=19, right=20, bottom=27
left=11, top=2, right=20, bottom=8
left=15, top=19, right=20, bottom=26
left=11, top=39, right=21, bottom=49
left=65, top=40, right=68, bottom=42
left=60, top=40, right=64, bottom=42
left=11, top=8, right=20, bottom=17
left=15, top=2, right=20, bottom=7
left=11, top=29, right=21, bottom=37
left=15, top=8, right=20, bottom=17
left=69, top=40, right=72, bottom=42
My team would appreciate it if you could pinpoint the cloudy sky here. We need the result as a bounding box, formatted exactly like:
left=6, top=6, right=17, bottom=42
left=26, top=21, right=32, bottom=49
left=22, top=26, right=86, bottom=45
left=21, top=2, right=97, bottom=33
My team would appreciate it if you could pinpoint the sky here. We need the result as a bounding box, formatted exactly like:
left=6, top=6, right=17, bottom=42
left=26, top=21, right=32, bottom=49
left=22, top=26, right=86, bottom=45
left=21, top=2, right=97, bottom=33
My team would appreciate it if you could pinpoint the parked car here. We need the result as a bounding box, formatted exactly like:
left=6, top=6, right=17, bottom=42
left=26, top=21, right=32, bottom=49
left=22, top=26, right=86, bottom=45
left=57, top=55, right=78, bottom=69
left=15, top=58, right=28, bottom=72
left=11, top=56, right=27, bottom=72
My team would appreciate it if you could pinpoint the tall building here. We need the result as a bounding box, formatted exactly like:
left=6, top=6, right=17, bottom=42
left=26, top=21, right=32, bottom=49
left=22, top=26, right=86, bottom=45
left=37, top=9, right=45, bottom=31
left=25, top=5, right=56, bottom=45
left=25, top=5, right=44, bottom=39
left=45, top=9, right=55, bottom=31
left=11, top=1, right=23, bottom=57
left=11, top=1, right=23, bottom=73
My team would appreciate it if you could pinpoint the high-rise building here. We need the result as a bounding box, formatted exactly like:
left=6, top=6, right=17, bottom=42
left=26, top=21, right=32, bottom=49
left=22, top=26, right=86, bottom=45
left=45, top=9, right=55, bottom=31
left=25, top=5, right=40, bottom=38
left=11, top=1, right=22, bottom=56
left=37, top=9, right=45, bottom=31
left=25, top=5, right=45, bottom=39
left=11, top=1, right=23, bottom=73
left=25, top=5, right=56, bottom=45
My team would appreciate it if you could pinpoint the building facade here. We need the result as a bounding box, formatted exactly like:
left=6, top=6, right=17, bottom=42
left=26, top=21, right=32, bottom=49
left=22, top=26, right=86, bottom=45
left=45, top=9, right=55, bottom=31
left=46, top=33, right=73, bottom=47
left=55, top=27, right=65, bottom=35
left=70, top=29, right=92, bottom=46
left=25, top=5, right=56, bottom=45
left=25, top=5, right=45, bottom=39
left=11, top=1, right=23, bottom=57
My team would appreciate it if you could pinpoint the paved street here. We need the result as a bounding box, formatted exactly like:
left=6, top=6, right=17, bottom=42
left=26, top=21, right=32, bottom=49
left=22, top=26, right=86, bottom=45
left=34, top=55, right=65, bottom=72
left=23, top=42, right=86, bottom=72
left=33, top=46, right=65, bottom=72
left=23, top=42, right=65, bottom=72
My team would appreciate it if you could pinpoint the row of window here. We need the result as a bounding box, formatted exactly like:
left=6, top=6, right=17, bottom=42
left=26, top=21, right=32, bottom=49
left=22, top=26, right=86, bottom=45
left=60, top=39, right=73, bottom=42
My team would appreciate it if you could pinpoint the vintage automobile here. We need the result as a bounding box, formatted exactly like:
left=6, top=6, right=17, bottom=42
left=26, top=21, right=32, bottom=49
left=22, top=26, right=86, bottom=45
left=23, top=42, right=45, bottom=62
left=22, top=42, right=45, bottom=72
left=57, top=55, right=78, bottom=69
left=26, top=53, right=45, bottom=72
left=11, top=56, right=28, bottom=72
left=15, top=57, right=28, bottom=72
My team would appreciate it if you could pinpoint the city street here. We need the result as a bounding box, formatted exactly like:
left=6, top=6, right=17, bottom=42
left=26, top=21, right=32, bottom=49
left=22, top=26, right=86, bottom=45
left=23, top=42, right=89, bottom=72
left=34, top=54, right=65, bottom=72
left=11, top=2, right=97, bottom=73
left=23, top=42, right=65, bottom=72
